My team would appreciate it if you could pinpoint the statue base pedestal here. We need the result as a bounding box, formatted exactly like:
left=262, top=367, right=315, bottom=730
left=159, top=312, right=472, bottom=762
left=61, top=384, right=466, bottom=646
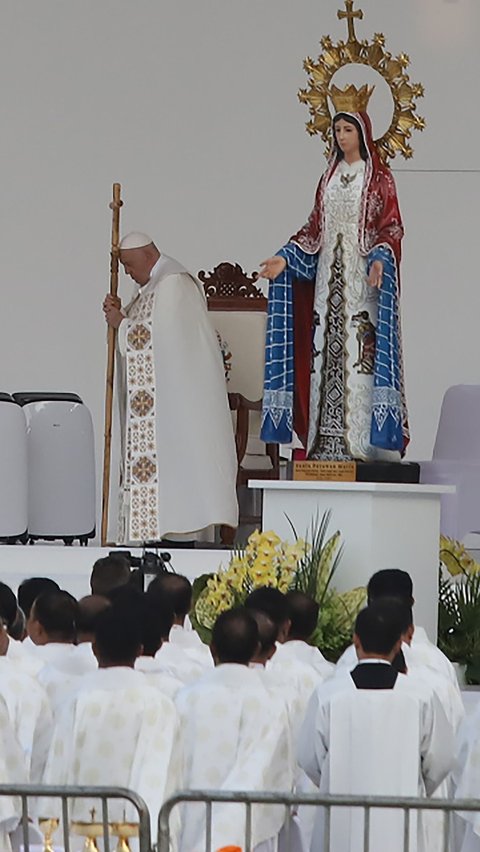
left=291, top=460, right=420, bottom=484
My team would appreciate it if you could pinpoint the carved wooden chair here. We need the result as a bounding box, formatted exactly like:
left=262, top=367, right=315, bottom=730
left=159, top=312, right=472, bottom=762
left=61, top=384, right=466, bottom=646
left=199, top=262, right=280, bottom=538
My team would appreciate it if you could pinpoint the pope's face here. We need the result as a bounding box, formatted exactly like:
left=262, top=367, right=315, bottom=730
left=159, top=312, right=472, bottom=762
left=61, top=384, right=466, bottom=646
left=334, top=118, right=361, bottom=159
left=119, top=248, right=152, bottom=286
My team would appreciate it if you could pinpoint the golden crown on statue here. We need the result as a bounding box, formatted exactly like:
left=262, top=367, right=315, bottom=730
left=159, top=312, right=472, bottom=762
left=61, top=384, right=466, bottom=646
left=328, top=83, right=375, bottom=114
left=298, top=0, right=425, bottom=162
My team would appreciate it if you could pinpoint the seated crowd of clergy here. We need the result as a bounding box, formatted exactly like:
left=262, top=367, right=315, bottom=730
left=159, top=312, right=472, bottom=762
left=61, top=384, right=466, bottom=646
left=0, top=559, right=479, bottom=852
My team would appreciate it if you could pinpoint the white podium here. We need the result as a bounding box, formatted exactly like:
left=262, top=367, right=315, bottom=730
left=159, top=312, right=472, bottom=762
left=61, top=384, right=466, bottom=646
left=249, top=480, right=455, bottom=641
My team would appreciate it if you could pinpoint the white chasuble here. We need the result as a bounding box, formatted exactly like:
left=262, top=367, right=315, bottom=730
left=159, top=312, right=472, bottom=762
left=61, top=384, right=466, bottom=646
left=41, top=667, right=182, bottom=832
left=0, top=695, right=29, bottom=852
left=175, top=663, right=295, bottom=852
left=117, top=254, right=238, bottom=542
left=0, top=658, right=52, bottom=783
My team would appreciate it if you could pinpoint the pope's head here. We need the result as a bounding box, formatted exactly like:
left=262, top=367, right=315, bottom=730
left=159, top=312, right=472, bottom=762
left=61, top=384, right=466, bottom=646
left=119, top=232, right=160, bottom=286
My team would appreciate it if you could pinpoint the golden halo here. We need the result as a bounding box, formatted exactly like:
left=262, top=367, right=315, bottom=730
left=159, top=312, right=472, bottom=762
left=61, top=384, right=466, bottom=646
left=298, top=0, right=426, bottom=162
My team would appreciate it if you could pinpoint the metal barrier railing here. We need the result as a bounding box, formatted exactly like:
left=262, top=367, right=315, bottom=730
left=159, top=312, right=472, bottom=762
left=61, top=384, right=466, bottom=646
left=0, top=784, right=151, bottom=852
left=158, top=789, right=480, bottom=852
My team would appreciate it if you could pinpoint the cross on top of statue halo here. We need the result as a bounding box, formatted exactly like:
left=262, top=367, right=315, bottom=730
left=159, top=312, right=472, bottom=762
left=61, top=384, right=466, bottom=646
left=298, top=0, right=426, bottom=162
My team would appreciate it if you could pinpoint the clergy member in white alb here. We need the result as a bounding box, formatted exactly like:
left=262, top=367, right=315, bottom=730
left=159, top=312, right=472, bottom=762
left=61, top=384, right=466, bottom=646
left=175, top=608, right=295, bottom=852
left=42, top=605, right=182, bottom=833
left=103, top=232, right=238, bottom=543
left=298, top=601, right=455, bottom=852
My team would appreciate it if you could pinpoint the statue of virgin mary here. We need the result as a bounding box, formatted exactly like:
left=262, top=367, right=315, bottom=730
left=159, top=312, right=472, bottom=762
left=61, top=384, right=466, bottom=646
left=260, top=86, right=409, bottom=462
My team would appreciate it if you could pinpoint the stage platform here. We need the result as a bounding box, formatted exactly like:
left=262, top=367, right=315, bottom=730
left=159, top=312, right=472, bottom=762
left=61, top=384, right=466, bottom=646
left=0, top=543, right=230, bottom=600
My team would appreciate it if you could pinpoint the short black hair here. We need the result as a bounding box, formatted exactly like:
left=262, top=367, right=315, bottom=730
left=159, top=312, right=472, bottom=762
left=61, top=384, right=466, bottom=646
left=140, top=597, right=174, bottom=656
left=18, top=577, right=60, bottom=620
left=94, top=605, right=143, bottom=666
left=90, top=555, right=131, bottom=598
left=32, top=590, right=78, bottom=642
left=367, top=570, right=413, bottom=606
left=245, top=587, right=289, bottom=628
left=0, top=582, right=17, bottom=629
left=286, top=591, right=319, bottom=641
left=354, top=601, right=405, bottom=655
left=248, top=609, right=278, bottom=655
left=212, top=608, right=259, bottom=665
left=76, top=595, right=111, bottom=635
left=147, top=573, right=192, bottom=617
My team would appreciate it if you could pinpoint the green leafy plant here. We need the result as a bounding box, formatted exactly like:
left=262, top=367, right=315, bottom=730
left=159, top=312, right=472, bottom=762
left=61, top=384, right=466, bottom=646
left=438, top=535, right=480, bottom=684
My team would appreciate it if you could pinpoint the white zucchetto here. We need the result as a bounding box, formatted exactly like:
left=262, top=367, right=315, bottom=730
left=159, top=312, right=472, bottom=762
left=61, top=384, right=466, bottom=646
left=120, top=232, right=153, bottom=250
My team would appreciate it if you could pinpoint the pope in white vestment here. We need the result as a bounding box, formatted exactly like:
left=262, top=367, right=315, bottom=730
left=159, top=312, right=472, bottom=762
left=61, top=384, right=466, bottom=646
left=104, top=232, right=238, bottom=542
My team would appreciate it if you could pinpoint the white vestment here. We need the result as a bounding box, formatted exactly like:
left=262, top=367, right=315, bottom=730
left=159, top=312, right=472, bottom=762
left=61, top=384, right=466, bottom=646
left=298, top=665, right=455, bottom=852
left=42, top=667, right=182, bottom=832
left=451, top=702, right=480, bottom=852
left=117, top=254, right=238, bottom=541
left=154, top=641, right=208, bottom=684
left=0, top=658, right=52, bottom=783
left=5, top=637, right=43, bottom=677
left=135, top=655, right=184, bottom=698
left=31, top=642, right=97, bottom=715
left=273, top=641, right=334, bottom=679
left=263, top=650, right=331, bottom=852
left=0, top=695, right=29, bottom=852
left=175, top=663, right=295, bottom=852
left=169, top=624, right=213, bottom=666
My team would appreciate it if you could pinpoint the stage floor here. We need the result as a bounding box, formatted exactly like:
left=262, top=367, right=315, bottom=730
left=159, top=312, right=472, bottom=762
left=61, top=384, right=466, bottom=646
left=0, top=543, right=230, bottom=600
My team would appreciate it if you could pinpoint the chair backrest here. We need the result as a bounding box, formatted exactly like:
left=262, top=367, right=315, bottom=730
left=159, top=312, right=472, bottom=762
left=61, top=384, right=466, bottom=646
left=199, top=262, right=267, bottom=401
left=432, top=385, right=480, bottom=461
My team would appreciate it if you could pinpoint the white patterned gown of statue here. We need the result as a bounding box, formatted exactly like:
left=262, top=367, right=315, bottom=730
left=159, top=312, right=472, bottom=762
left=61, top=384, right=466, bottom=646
left=307, top=159, right=380, bottom=461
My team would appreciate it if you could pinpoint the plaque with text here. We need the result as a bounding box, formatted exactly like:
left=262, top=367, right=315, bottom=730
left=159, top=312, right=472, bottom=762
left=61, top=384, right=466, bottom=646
left=293, top=460, right=357, bottom=482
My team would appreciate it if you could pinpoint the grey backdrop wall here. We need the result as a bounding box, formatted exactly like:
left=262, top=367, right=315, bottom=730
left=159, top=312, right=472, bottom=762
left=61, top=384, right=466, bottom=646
left=1, top=0, right=478, bottom=539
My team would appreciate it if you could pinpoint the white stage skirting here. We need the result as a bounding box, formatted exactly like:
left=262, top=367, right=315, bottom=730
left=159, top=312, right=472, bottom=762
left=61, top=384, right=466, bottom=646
left=0, top=543, right=230, bottom=600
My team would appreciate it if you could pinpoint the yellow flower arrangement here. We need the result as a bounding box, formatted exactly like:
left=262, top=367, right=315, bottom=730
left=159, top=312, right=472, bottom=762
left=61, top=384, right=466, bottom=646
left=190, top=511, right=366, bottom=661
left=193, top=529, right=308, bottom=631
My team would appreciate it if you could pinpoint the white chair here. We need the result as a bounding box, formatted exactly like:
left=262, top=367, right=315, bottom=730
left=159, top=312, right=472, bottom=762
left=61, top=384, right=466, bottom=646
left=420, top=385, right=480, bottom=540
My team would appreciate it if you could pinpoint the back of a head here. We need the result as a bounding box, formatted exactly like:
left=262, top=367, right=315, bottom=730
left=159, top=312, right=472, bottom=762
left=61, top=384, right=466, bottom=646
left=367, top=570, right=413, bottom=606
left=286, top=591, right=319, bottom=641
left=90, top=555, right=131, bottom=598
left=32, top=590, right=78, bottom=642
left=147, top=573, right=192, bottom=618
left=0, top=582, right=17, bottom=631
left=245, top=587, right=289, bottom=628
left=141, top=597, right=175, bottom=656
left=77, top=595, right=112, bottom=637
left=94, top=605, right=143, bottom=666
left=18, top=577, right=60, bottom=620
left=354, top=601, right=405, bottom=656
left=212, top=608, right=259, bottom=665
left=249, top=610, right=278, bottom=660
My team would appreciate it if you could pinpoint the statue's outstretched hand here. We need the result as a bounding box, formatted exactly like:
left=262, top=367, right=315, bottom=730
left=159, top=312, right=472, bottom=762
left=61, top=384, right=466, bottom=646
left=368, top=260, right=383, bottom=289
left=259, top=256, right=287, bottom=280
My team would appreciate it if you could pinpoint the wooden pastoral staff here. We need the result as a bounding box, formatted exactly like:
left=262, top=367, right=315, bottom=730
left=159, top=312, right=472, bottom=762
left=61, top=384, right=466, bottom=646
left=101, top=183, right=123, bottom=546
